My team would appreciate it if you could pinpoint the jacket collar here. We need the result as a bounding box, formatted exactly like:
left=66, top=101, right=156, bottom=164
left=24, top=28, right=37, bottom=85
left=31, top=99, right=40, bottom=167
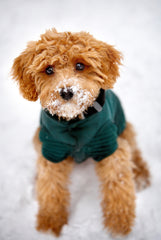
left=83, top=88, right=105, bottom=118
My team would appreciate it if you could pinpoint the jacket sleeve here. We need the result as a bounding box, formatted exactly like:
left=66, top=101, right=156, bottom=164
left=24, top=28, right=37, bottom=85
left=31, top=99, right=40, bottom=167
left=107, top=91, right=126, bottom=136
left=39, top=126, right=72, bottom=163
left=85, top=120, right=118, bottom=162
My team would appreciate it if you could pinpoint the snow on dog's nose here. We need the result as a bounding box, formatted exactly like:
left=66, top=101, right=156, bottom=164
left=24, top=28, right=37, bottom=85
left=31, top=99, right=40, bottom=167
left=60, top=87, right=74, bottom=100
left=43, top=78, right=96, bottom=120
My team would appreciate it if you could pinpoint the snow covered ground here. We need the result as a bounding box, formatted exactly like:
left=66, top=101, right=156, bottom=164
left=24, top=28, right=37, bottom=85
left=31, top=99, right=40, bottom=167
left=0, top=0, right=161, bottom=239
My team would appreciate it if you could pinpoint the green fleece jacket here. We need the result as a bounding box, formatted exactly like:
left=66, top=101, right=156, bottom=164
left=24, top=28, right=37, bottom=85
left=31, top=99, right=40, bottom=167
left=39, top=90, right=126, bottom=163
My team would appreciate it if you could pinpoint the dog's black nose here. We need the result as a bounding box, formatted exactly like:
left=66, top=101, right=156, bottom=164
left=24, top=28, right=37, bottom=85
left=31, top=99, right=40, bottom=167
left=60, top=87, right=74, bottom=100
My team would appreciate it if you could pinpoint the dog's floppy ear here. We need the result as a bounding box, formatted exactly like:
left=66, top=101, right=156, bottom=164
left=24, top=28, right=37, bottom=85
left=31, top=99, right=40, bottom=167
left=11, top=41, right=38, bottom=101
left=99, top=44, right=122, bottom=89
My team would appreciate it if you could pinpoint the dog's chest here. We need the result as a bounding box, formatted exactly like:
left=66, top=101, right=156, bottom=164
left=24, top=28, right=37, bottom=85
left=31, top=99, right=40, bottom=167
left=39, top=90, right=126, bottom=163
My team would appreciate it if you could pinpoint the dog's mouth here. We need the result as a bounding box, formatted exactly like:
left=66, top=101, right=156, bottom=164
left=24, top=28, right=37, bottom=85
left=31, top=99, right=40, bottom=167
left=43, top=83, right=95, bottom=120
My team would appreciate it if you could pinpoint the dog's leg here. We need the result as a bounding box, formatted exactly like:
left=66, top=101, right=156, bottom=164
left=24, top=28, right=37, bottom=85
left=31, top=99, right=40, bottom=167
left=33, top=128, right=74, bottom=236
left=36, top=155, right=74, bottom=236
left=120, top=122, right=150, bottom=191
left=95, top=138, right=135, bottom=236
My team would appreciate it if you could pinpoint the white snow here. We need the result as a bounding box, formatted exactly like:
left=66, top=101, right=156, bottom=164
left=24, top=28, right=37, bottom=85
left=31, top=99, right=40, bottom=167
left=0, top=0, right=161, bottom=240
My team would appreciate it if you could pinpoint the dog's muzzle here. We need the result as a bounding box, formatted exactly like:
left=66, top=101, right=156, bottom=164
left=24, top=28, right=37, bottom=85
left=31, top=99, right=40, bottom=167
left=60, top=87, right=74, bottom=100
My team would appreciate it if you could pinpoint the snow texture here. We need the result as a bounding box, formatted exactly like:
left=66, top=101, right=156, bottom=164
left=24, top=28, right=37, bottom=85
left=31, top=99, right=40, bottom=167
left=0, top=0, right=161, bottom=239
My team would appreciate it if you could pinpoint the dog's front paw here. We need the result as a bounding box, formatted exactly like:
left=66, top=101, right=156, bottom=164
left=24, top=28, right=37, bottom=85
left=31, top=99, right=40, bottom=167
left=36, top=210, right=68, bottom=237
left=103, top=205, right=135, bottom=236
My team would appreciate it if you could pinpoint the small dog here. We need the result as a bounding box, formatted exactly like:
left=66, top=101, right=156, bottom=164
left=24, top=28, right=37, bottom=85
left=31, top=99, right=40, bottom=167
left=11, top=29, right=150, bottom=237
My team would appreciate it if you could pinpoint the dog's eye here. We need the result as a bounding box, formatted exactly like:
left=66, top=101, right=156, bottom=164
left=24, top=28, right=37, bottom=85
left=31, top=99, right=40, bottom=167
left=45, top=66, right=54, bottom=75
left=76, top=63, right=85, bottom=71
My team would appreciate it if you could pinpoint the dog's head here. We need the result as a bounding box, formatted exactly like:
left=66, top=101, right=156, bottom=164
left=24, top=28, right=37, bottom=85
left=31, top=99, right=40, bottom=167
left=11, top=29, right=122, bottom=120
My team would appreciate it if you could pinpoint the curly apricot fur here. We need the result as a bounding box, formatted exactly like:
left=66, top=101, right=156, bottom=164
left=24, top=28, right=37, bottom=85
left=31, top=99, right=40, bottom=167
left=11, top=28, right=122, bottom=102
